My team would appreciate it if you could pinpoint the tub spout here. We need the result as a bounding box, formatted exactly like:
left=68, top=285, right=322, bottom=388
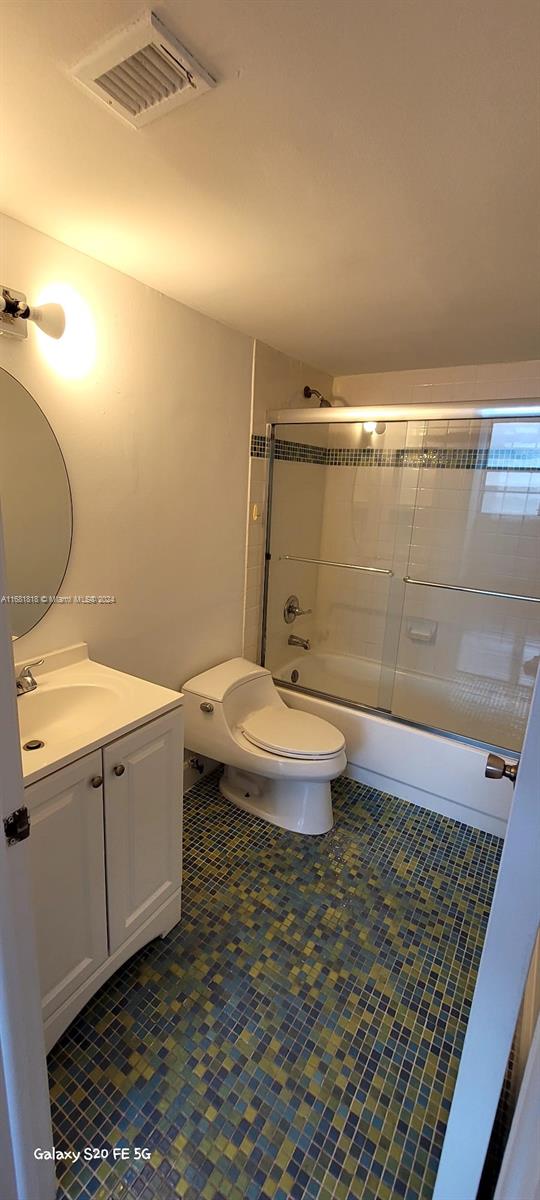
left=288, top=634, right=311, bottom=651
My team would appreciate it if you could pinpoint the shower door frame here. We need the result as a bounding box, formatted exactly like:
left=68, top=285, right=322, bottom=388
left=260, top=399, right=540, bottom=756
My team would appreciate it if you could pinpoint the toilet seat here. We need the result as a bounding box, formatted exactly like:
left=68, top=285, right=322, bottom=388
left=241, top=706, right=345, bottom=760
left=183, top=658, right=347, bottom=833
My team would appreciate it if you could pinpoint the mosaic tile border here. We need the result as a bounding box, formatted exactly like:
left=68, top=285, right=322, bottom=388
left=250, top=434, right=540, bottom=471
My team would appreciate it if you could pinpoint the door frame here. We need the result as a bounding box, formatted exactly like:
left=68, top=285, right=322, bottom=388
left=433, top=668, right=540, bottom=1199
left=0, top=510, right=55, bottom=1200
left=493, top=1014, right=540, bottom=1200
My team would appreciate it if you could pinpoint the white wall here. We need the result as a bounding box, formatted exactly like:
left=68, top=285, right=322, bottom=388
left=334, top=360, right=540, bottom=406
left=0, top=215, right=253, bottom=690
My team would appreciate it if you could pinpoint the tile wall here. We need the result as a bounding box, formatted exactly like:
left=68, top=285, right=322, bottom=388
left=243, top=342, right=332, bottom=663
left=253, top=360, right=540, bottom=747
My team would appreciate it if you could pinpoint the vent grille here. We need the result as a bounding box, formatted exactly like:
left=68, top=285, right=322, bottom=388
left=96, top=44, right=194, bottom=117
left=72, top=11, right=215, bottom=128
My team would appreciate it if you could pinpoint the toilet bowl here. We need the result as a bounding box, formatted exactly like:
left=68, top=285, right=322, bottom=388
left=182, top=658, right=346, bottom=834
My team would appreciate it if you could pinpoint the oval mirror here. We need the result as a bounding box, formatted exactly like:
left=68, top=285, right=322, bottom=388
left=0, top=367, right=72, bottom=637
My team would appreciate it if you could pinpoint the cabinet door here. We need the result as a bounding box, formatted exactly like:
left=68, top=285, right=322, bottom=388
left=26, top=750, right=108, bottom=1023
left=103, top=708, right=183, bottom=952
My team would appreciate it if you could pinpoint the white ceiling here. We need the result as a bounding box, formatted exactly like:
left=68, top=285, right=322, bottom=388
left=1, top=0, right=539, bottom=374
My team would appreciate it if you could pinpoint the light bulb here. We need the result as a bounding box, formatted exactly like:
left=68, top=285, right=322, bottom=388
left=34, top=284, right=96, bottom=380
left=363, top=422, right=377, bottom=433
left=28, top=303, right=66, bottom=340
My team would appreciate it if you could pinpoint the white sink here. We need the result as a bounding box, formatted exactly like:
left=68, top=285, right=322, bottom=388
left=18, top=683, right=122, bottom=742
left=15, top=643, right=183, bottom=783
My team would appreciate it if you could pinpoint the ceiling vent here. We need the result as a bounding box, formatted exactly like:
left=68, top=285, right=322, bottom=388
left=72, top=11, right=216, bottom=128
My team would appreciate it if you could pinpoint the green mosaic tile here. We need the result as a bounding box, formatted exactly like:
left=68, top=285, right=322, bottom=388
left=51, top=771, right=502, bottom=1200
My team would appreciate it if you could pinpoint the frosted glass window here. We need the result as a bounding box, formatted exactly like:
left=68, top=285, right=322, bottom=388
left=482, top=422, right=540, bottom=516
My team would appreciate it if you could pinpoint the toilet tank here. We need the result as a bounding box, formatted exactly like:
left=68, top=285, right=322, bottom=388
left=182, top=658, right=282, bottom=758
left=183, top=658, right=270, bottom=703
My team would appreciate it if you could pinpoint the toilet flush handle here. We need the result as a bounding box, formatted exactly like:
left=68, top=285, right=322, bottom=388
left=200, top=702, right=214, bottom=713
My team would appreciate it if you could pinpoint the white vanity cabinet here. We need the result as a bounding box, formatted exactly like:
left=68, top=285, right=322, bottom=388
left=103, top=712, right=182, bottom=952
left=24, top=704, right=183, bottom=1052
left=27, top=749, right=109, bottom=1025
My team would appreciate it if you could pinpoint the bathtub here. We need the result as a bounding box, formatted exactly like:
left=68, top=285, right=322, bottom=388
left=275, top=651, right=517, bottom=836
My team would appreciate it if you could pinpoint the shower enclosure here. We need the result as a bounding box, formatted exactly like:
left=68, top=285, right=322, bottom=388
left=262, top=402, right=540, bottom=753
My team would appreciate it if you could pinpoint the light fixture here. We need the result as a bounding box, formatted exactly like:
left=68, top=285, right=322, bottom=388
left=34, top=283, right=96, bottom=380
left=0, top=286, right=65, bottom=340
left=363, top=421, right=387, bottom=435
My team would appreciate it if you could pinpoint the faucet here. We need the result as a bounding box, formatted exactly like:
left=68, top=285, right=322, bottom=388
left=16, top=659, right=44, bottom=696
left=288, top=634, right=310, bottom=651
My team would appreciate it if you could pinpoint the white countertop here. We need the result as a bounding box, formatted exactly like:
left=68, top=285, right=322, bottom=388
left=16, top=643, right=183, bottom=786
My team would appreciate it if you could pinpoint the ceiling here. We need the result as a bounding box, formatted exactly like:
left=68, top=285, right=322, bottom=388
left=1, top=0, right=539, bottom=374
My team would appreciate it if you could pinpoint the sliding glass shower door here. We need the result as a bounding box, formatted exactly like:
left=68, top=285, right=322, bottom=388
left=264, top=419, right=414, bottom=712
left=391, top=416, right=540, bottom=748
left=263, top=414, right=540, bottom=751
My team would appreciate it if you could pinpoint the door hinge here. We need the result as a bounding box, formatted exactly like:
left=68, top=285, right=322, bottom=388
left=4, top=806, right=30, bottom=846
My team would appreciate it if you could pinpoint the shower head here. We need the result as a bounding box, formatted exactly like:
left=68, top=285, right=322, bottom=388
left=304, top=385, right=332, bottom=408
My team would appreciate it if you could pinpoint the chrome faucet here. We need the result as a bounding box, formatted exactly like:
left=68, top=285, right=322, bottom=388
left=288, top=634, right=310, bottom=651
left=16, top=659, right=44, bottom=696
left=283, top=594, right=312, bottom=624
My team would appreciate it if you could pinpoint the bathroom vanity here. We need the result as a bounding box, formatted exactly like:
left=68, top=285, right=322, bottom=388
left=0, top=368, right=184, bottom=1051
left=16, top=644, right=183, bottom=1052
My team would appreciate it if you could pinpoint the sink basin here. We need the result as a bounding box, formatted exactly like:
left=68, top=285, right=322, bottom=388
left=14, top=643, right=182, bottom=783
left=18, top=683, right=121, bottom=743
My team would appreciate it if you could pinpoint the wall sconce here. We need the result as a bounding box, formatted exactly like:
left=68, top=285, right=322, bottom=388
left=363, top=421, right=386, bottom=435
left=0, top=286, right=66, bottom=340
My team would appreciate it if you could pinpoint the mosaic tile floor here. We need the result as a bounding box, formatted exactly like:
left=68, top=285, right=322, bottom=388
left=50, top=771, right=502, bottom=1200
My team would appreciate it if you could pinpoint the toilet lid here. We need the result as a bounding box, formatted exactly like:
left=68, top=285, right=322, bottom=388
left=241, top=706, right=345, bottom=759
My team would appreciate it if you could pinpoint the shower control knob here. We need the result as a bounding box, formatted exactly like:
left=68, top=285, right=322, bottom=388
left=485, top=753, right=518, bottom=784
left=113, top=764, right=125, bottom=776
left=284, top=594, right=312, bottom=624
left=200, top=702, right=214, bottom=713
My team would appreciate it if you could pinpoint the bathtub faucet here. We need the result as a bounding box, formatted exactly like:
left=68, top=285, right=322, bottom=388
left=288, top=634, right=311, bottom=651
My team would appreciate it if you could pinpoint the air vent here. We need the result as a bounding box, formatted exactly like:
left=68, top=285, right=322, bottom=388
left=72, top=11, right=216, bottom=128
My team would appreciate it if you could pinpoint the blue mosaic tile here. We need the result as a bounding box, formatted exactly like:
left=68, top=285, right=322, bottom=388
left=50, top=772, right=502, bottom=1200
left=250, top=432, right=540, bottom=471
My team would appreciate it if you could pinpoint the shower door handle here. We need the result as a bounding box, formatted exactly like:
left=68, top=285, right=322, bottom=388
left=485, top=753, right=518, bottom=784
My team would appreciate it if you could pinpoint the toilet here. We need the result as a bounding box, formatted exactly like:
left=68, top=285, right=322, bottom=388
left=182, top=658, right=346, bottom=835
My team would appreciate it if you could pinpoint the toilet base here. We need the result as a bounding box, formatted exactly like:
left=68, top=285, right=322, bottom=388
left=219, top=765, right=334, bottom=835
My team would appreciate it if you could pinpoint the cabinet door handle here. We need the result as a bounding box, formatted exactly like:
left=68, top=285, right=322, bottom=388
left=113, top=764, right=125, bottom=776
left=90, top=775, right=103, bottom=789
